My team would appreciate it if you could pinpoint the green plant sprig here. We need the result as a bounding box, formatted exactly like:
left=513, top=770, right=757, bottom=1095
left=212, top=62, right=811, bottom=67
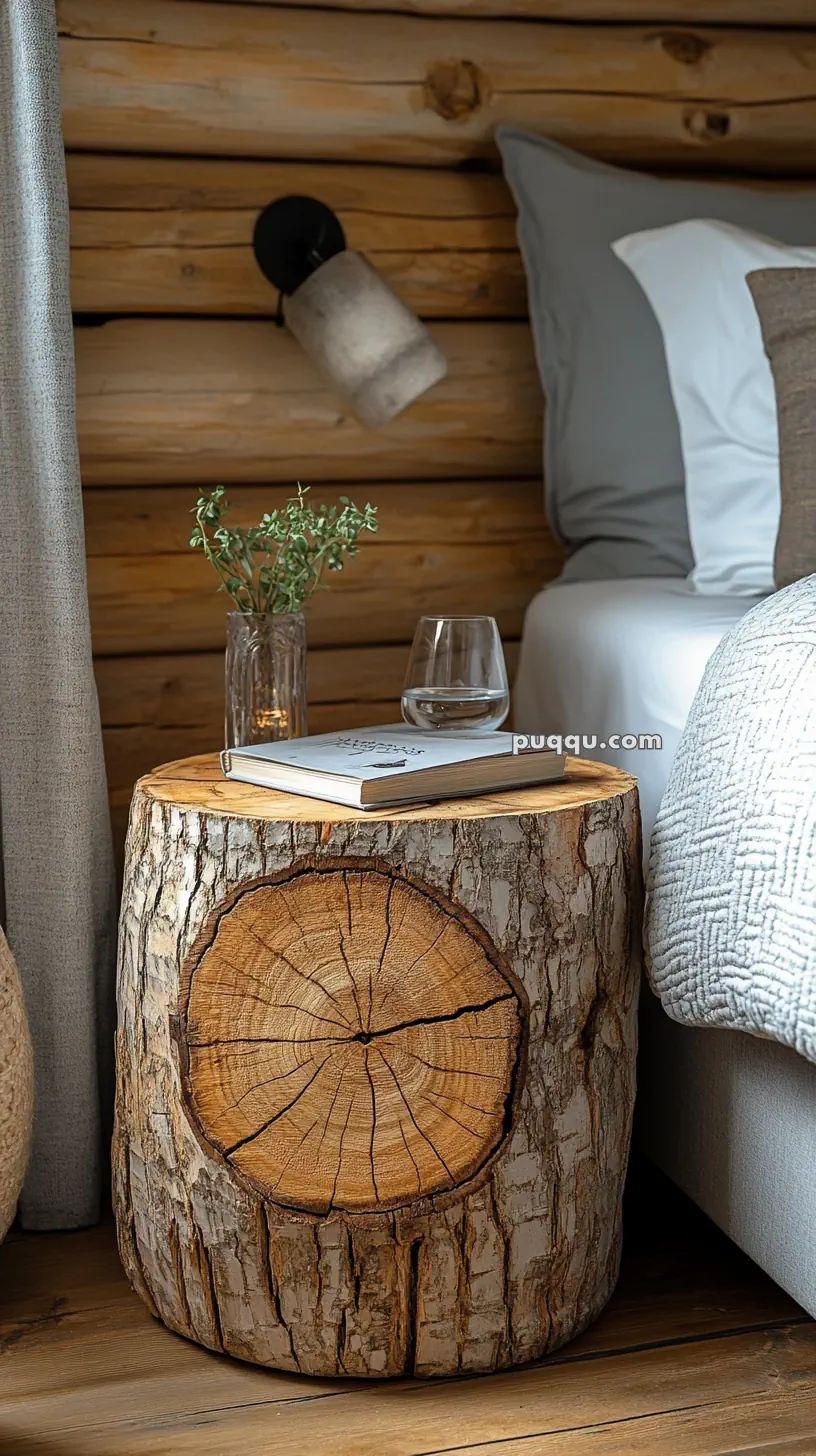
left=189, top=484, right=378, bottom=616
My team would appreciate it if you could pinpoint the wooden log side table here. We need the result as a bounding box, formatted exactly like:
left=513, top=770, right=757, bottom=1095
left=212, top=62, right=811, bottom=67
left=114, top=754, right=641, bottom=1379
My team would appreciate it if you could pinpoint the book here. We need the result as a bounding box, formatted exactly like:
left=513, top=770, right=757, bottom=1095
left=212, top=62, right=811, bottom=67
left=220, top=724, right=565, bottom=810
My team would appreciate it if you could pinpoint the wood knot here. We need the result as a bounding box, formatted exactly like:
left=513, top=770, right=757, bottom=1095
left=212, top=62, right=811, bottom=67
left=658, top=31, right=711, bottom=66
left=422, top=59, right=492, bottom=123
left=683, top=108, right=731, bottom=142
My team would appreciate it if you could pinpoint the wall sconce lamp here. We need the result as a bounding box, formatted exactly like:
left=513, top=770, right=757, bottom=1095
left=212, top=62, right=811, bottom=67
left=252, top=196, right=448, bottom=430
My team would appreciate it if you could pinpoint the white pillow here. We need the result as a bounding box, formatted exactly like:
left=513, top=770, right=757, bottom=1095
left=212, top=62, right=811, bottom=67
left=613, top=219, right=816, bottom=597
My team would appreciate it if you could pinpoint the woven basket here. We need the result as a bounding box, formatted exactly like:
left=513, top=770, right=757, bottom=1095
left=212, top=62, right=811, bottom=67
left=0, top=928, right=33, bottom=1240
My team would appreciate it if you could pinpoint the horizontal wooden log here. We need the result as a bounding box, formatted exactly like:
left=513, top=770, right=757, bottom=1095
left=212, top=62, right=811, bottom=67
left=59, top=0, right=816, bottom=172
left=65, top=151, right=806, bottom=322
left=75, top=320, right=541, bottom=485
left=83, top=479, right=547, bottom=555
left=85, top=481, right=555, bottom=654
left=87, top=541, right=550, bottom=655
left=96, top=644, right=424, bottom=727
left=64, top=149, right=800, bottom=217
left=197, top=0, right=816, bottom=21
left=67, top=155, right=524, bottom=320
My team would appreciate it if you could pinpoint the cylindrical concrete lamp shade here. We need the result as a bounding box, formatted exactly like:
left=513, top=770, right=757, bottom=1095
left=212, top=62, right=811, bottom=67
left=253, top=196, right=448, bottom=430
left=284, top=252, right=448, bottom=429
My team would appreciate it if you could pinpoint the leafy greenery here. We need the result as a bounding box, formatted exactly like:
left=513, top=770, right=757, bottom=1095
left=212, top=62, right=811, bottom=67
left=190, top=484, right=378, bottom=616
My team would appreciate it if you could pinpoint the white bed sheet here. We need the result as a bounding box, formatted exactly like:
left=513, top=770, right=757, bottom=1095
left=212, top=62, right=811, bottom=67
left=513, top=578, right=761, bottom=854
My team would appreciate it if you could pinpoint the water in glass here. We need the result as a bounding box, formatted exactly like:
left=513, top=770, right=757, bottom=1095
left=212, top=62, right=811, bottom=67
left=401, top=616, right=509, bottom=733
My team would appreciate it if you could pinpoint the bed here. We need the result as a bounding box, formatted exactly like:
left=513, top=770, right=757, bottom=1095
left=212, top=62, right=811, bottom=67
left=514, top=577, right=760, bottom=851
left=514, top=578, right=816, bottom=1319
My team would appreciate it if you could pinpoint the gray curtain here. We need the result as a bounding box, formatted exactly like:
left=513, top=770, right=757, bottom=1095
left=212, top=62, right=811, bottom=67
left=0, top=1, right=116, bottom=1228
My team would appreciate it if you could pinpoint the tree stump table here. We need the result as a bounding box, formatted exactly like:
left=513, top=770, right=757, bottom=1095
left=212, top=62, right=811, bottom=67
left=114, top=753, right=641, bottom=1378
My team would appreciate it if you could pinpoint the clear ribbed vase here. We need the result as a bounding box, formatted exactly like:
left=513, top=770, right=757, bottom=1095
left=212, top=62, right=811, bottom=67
left=225, top=612, right=307, bottom=749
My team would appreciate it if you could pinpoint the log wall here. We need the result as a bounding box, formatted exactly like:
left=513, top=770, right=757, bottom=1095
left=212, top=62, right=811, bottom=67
left=61, top=0, right=816, bottom=850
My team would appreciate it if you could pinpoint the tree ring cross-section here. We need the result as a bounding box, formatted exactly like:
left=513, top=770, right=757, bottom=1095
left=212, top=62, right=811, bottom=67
left=178, top=860, right=527, bottom=1217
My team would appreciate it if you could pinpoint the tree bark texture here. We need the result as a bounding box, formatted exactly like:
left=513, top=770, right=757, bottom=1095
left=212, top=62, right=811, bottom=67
left=113, top=755, right=641, bottom=1378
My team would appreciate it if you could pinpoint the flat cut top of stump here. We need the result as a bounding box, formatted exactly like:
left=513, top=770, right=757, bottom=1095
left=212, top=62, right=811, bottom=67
left=138, top=753, right=635, bottom=822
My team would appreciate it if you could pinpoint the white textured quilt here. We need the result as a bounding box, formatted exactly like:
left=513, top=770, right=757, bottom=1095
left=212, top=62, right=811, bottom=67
left=646, top=577, right=816, bottom=1061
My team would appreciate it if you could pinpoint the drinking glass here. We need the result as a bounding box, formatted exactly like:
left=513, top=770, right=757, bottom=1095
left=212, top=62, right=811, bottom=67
left=401, top=616, right=510, bottom=732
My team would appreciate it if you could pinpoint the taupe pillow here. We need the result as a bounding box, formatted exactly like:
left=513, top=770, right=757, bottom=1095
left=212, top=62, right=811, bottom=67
left=748, top=269, right=816, bottom=591
left=497, top=128, right=816, bottom=584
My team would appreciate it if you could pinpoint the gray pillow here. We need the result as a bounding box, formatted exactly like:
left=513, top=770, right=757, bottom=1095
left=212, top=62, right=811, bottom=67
left=497, top=127, right=816, bottom=583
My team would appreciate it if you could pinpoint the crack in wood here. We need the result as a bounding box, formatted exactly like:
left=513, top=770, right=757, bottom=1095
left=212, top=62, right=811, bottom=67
left=189, top=1034, right=345, bottom=1047
left=222, top=1054, right=334, bottom=1156
left=116, top=1141, right=160, bottom=1321
left=241, top=916, right=354, bottom=1029
left=420, top=1092, right=484, bottom=1140
left=218, top=1055, right=323, bottom=1117
left=363, top=1046, right=381, bottom=1206
left=198, top=1239, right=225, bottom=1353
left=373, top=918, right=448, bottom=1026
left=271, top=1110, right=326, bottom=1199
left=375, top=1045, right=456, bottom=1187
left=260, top=1207, right=299, bottom=1372
left=178, top=862, right=525, bottom=1216
left=340, top=876, right=368, bottom=1032
left=398, top=1114, right=424, bottom=1200
left=371, top=875, right=395, bottom=1034
left=329, top=1096, right=357, bottom=1213
left=406, top=1238, right=421, bottom=1379
left=167, top=1219, right=195, bottom=1341
left=374, top=991, right=515, bottom=1040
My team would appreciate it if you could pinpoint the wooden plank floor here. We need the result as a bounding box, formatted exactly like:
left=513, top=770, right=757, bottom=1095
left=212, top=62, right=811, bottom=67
left=2, top=1162, right=815, bottom=1456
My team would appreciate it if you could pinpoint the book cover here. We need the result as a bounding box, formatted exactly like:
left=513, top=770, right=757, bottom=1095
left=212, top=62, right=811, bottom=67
left=222, top=724, right=549, bottom=784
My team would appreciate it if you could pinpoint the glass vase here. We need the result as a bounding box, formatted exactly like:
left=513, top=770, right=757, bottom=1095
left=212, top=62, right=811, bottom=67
left=225, top=612, right=307, bottom=750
